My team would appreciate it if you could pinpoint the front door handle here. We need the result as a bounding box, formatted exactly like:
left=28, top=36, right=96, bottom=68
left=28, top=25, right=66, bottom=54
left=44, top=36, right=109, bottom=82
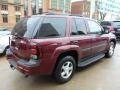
left=71, top=41, right=78, bottom=44
left=92, top=38, right=96, bottom=41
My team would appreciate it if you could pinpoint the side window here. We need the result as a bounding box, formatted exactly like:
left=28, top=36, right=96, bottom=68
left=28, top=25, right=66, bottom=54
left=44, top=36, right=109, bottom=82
left=36, top=17, right=67, bottom=38
left=71, top=18, right=87, bottom=35
left=87, top=20, right=102, bottom=34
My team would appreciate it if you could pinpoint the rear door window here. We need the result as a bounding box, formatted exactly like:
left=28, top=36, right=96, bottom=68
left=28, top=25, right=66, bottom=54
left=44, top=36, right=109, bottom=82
left=71, top=18, right=87, bottom=35
left=35, top=17, right=67, bottom=38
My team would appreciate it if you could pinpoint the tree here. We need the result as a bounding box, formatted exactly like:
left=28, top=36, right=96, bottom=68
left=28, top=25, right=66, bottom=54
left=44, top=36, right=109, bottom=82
left=95, top=0, right=107, bottom=21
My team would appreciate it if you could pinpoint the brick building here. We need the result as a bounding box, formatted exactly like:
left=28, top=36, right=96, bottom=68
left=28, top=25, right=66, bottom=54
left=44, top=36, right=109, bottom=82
left=71, top=0, right=99, bottom=19
left=71, top=0, right=90, bottom=17
left=0, top=0, right=24, bottom=28
left=0, top=0, right=71, bottom=28
left=48, top=0, right=71, bottom=14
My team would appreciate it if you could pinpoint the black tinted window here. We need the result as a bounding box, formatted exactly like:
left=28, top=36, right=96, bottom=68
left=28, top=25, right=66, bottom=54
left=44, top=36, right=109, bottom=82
left=12, top=17, right=42, bottom=38
left=71, top=18, right=87, bottom=35
left=35, top=17, right=67, bottom=38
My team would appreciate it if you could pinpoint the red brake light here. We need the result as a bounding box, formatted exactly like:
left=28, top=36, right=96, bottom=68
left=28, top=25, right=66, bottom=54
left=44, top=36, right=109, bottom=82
left=31, top=49, right=37, bottom=55
left=30, top=43, right=38, bottom=60
left=30, top=43, right=37, bottom=55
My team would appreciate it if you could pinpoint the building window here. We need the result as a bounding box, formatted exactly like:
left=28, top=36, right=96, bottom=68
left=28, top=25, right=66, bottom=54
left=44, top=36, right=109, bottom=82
left=59, top=0, right=64, bottom=10
left=2, top=14, right=8, bottom=23
left=1, top=5, right=8, bottom=10
left=15, top=6, right=21, bottom=11
left=1, top=0, right=8, bottom=2
left=65, top=0, right=70, bottom=12
left=14, top=0, right=20, bottom=4
left=38, top=0, right=42, bottom=14
left=16, top=15, right=20, bottom=22
left=51, top=0, right=57, bottom=9
left=59, top=0, right=70, bottom=12
left=24, top=0, right=28, bottom=16
left=31, top=0, right=36, bottom=15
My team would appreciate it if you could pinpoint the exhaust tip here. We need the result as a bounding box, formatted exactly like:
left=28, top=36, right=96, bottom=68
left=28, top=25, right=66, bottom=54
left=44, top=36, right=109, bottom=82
left=25, top=75, right=29, bottom=78
left=10, top=65, right=15, bottom=70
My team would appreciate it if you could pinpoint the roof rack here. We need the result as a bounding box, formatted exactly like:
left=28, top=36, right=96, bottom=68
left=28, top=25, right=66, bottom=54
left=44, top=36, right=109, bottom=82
left=70, top=14, right=83, bottom=17
left=43, top=12, right=68, bottom=15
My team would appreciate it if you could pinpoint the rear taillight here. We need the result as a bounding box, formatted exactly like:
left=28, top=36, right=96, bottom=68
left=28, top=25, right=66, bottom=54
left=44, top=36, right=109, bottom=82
left=30, top=43, right=38, bottom=60
left=19, top=43, right=27, bottom=50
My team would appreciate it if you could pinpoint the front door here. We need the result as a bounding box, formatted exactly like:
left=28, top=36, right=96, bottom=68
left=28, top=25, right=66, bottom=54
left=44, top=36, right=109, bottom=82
left=69, top=18, right=92, bottom=59
left=87, top=20, right=108, bottom=55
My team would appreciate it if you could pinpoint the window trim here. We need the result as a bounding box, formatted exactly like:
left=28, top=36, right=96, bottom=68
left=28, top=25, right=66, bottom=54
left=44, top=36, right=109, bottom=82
left=1, top=4, right=8, bottom=11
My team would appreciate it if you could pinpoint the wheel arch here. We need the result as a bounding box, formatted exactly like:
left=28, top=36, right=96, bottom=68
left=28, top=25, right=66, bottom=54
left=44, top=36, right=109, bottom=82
left=110, top=39, right=116, bottom=47
left=53, top=50, right=79, bottom=73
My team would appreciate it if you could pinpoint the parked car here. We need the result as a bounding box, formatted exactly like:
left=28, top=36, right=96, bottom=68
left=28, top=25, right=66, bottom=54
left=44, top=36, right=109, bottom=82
left=6, top=15, right=116, bottom=83
left=100, top=21, right=120, bottom=39
left=0, top=31, right=11, bottom=55
left=0, top=30, right=11, bottom=36
left=0, top=27, right=8, bottom=31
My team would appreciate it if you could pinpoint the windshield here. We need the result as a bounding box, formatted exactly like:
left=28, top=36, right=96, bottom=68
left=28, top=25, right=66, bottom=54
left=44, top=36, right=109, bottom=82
left=113, top=21, right=120, bottom=27
left=11, top=16, right=42, bottom=38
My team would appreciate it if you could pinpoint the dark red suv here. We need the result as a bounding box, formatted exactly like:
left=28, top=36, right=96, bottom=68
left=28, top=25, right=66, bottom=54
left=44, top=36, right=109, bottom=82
left=6, top=15, right=116, bottom=83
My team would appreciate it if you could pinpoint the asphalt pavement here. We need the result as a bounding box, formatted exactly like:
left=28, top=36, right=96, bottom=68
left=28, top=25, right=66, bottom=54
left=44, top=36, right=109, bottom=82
left=0, top=42, right=120, bottom=90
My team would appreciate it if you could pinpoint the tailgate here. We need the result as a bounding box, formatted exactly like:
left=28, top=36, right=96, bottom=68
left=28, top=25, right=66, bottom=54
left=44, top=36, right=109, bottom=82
left=10, top=36, right=31, bottom=60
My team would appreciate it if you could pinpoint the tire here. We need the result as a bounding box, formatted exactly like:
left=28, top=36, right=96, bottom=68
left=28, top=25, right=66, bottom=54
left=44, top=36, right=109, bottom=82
left=105, top=42, right=115, bottom=58
left=3, top=46, right=9, bottom=55
left=54, top=56, right=76, bottom=83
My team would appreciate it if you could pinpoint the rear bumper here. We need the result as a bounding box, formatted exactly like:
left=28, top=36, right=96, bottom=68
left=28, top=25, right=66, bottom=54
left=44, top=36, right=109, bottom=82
left=6, top=49, right=45, bottom=75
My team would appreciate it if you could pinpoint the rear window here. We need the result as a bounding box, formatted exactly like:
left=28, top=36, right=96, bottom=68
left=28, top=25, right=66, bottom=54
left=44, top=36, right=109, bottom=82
left=35, top=17, right=67, bottom=38
left=112, top=21, right=120, bottom=27
left=11, top=16, right=42, bottom=38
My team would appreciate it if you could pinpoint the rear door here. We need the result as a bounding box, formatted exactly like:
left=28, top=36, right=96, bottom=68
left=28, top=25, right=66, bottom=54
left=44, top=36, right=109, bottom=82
left=87, top=20, right=108, bottom=55
left=69, top=18, right=92, bottom=59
